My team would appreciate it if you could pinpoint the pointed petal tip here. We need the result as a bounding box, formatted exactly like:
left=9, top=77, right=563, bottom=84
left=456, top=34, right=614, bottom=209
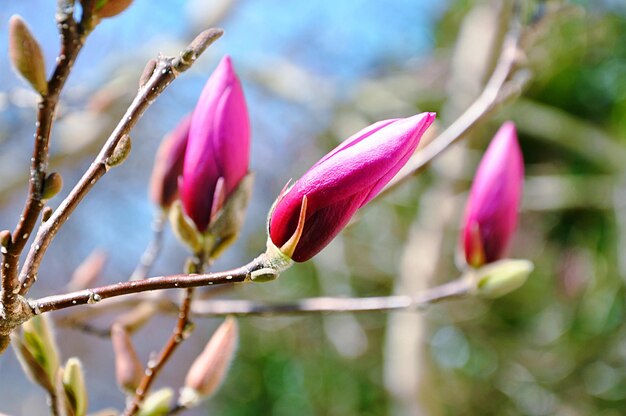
left=218, top=55, right=234, bottom=73
left=497, top=121, right=519, bottom=143
left=406, top=112, right=436, bottom=129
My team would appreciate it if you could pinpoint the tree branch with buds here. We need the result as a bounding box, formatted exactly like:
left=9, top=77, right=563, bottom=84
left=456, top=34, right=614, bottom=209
left=18, top=28, right=225, bottom=296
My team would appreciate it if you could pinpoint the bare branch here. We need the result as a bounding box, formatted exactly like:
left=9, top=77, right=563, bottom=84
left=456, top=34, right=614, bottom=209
left=29, top=253, right=262, bottom=315
left=189, top=277, right=472, bottom=317
left=18, top=29, right=224, bottom=295
left=54, top=277, right=473, bottom=342
left=2, top=0, right=85, bottom=310
left=123, top=288, right=195, bottom=416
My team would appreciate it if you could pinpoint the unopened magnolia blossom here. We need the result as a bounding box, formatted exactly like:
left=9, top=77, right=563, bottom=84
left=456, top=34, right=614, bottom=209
left=461, top=121, right=524, bottom=267
left=269, top=112, right=436, bottom=262
left=180, top=56, right=250, bottom=232
left=149, top=115, right=190, bottom=209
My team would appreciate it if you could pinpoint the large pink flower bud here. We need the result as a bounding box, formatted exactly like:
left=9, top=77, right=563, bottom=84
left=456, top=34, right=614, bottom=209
left=462, top=121, right=524, bottom=267
left=149, top=115, right=191, bottom=209
left=180, top=56, right=250, bottom=232
left=269, top=113, right=436, bottom=262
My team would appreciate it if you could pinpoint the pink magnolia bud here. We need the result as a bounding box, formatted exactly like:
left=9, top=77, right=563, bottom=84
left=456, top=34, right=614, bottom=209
left=111, top=324, right=143, bottom=394
left=461, top=121, right=524, bottom=267
left=269, top=112, right=436, bottom=262
left=149, top=115, right=191, bottom=209
left=180, top=56, right=250, bottom=232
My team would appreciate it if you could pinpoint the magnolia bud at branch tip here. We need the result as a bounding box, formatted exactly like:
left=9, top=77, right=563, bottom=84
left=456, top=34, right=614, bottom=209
left=62, top=357, right=88, bottom=416
left=179, top=316, right=239, bottom=407
left=111, top=323, right=143, bottom=394
left=20, top=314, right=60, bottom=388
left=269, top=112, right=436, bottom=262
left=8, top=15, right=48, bottom=96
left=180, top=55, right=250, bottom=232
left=461, top=121, right=524, bottom=268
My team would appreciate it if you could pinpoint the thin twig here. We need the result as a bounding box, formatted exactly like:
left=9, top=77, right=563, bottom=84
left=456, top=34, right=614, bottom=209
left=18, top=28, right=224, bottom=296
left=380, top=19, right=524, bottom=196
left=29, top=254, right=264, bottom=314
left=124, top=250, right=207, bottom=416
left=54, top=278, right=472, bottom=342
left=123, top=288, right=195, bottom=416
left=2, top=0, right=90, bottom=310
left=131, top=212, right=166, bottom=280
left=190, top=277, right=473, bottom=317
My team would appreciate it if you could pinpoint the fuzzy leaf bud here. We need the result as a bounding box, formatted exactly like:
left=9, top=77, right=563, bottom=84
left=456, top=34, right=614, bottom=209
left=137, top=388, right=173, bottom=416
left=19, top=315, right=60, bottom=388
left=62, top=357, right=88, bottom=416
left=8, top=15, right=48, bottom=95
left=105, top=134, right=132, bottom=169
left=42, top=172, right=63, bottom=200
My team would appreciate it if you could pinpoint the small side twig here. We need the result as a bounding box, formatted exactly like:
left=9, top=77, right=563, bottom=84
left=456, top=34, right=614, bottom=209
left=123, top=288, right=196, bottom=416
left=189, top=277, right=473, bottom=317
left=18, top=28, right=224, bottom=296
left=124, top=250, right=208, bottom=416
left=57, top=277, right=472, bottom=337
left=131, top=212, right=166, bottom=280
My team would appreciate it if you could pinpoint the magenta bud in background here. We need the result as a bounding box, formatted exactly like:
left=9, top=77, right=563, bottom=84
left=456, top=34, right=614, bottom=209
left=269, top=112, right=436, bottom=262
left=149, top=115, right=191, bottom=209
left=461, top=121, right=524, bottom=267
left=180, top=56, right=250, bottom=232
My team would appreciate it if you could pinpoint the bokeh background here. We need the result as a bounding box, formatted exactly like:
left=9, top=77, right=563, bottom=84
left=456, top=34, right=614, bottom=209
left=1, top=0, right=626, bottom=415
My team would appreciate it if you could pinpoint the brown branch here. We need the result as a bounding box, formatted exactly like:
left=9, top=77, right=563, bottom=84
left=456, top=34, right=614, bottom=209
left=47, top=389, right=61, bottom=416
left=123, top=288, right=195, bottom=416
left=18, top=28, right=224, bottom=296
left=2, top=0, right=91, bottom=310
left=29, top=254, right=264, bottom=315
left=380, top=18, right=524, bottom=197
left=190, top=277, right=473, bottom=317
left=124, top=249, right=209, bottom=416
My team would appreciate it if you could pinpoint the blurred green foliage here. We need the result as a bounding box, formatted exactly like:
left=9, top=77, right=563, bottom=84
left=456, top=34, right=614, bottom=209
left=208, top=2, right=626, bottom=415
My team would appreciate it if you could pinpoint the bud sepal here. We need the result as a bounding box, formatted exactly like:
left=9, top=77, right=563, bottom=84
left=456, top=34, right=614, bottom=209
left=465, top=258, right=534, bottom=298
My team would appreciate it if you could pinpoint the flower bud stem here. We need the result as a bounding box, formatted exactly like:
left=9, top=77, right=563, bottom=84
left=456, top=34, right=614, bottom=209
left=30, top=249, right=289, bottom=314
